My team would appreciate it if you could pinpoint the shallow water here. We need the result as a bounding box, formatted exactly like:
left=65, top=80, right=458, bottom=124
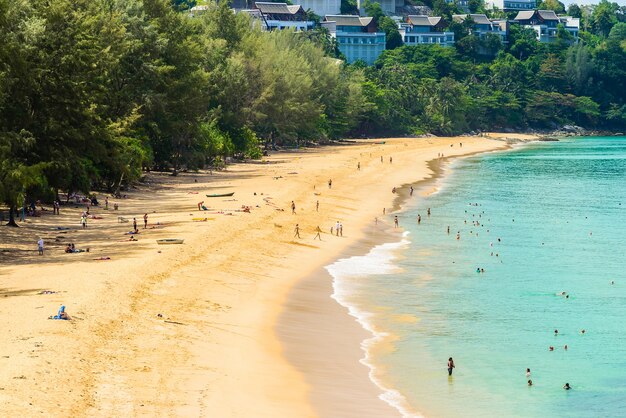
left=328, top=137, right=626, bottom=417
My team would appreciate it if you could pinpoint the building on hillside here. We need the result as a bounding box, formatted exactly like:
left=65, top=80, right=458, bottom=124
left=453, top=14, right=508, bottom=43
left=357, top=0, right=404, bottom=14
left=323, top=15, right=386, bottom=65
left=513, top=10, right=579, bottom=42
left=400, top=15, right=454, bottom=47
left=485, top=0, right=536, bottom=11
left=294, top=0, right=340, bottom=18
left=189, top=5, right=208, bottom=16
left=255, top=2, right=314, bottom=31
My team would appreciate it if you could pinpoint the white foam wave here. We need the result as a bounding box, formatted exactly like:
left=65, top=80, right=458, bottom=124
left=326, top=231, right=424, bottom=418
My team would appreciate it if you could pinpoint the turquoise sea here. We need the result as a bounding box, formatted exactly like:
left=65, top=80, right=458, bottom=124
left=328, top=137, right=626, bottom=417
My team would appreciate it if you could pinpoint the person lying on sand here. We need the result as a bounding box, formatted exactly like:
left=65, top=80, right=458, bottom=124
left=49, top=305, right=70, bottom=320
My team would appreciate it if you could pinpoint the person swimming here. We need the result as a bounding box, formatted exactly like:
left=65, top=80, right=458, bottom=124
left=564, top=383, right=571, bottom=390
left=526, top=368, right=531, bottom=377
left=528, top=379, right=533, bottom=386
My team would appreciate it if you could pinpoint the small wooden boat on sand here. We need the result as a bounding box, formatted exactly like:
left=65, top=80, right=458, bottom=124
left=206, top=192, right=234, bottom=197
left=157, top=239, right=184, bottom=245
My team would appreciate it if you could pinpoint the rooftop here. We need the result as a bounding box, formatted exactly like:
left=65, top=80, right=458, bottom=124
left=407, top=15, right=443, bottom=27
left=452, top=14, right=492, bottom=25
left=514, top=9, right=559, bottom=21
left=256, top=2, right=304, bottom=15
left=324, top=15, right=374, bottom=27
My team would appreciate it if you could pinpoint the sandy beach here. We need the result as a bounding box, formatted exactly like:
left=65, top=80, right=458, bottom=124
left=0, top=136, right=522, bottom=417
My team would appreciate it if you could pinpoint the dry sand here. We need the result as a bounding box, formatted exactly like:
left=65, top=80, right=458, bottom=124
left=0, top=136, right=525, bottom=417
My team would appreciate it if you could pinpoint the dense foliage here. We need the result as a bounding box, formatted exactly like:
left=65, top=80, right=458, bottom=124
left=1, top=0, right=625, bottom=224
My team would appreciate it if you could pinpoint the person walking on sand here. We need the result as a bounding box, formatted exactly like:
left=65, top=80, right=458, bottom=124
left=294, top=224, right=301, bottom=239
left=328, top=179, right=332, bottom=189
left=143, top=213, right=148, bottom=229
left=383, top=208, right=386, bottom=215
left=335, top=221, right=340, bottom=236
left=339, top=222, right=343, bottom=237
left=389, top=156, right=393, bottom=164
left=81, top=214, right=87, bottom=229
left=394, top=216, right=399, bottom=228
left=291, top=201, right=296, bottom=214
left=316, top=200, right=319, bottom=212
left=381, top=156, right=383, bottom=163
left=410, top=186, right=414, bottom=196
left=357, top=162, right=361, bottom=171
left=37, top=238, right=44, bottom=255
left=448, top=358, right=455, bottom=376
left=105, top=197, right=109, bottom=210
left=133, top=217, right=138, bottom=233
left=314, top=226, right=322, bottom=241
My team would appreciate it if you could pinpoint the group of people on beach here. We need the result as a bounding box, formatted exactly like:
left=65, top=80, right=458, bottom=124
left=64, top=243, right=89, bottom=253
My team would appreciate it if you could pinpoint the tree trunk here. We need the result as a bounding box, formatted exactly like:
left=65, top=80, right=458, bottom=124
left=5, top=206, right=18, bottom=227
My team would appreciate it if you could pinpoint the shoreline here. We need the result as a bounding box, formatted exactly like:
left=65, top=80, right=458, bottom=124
left=276, top=140, right=522, bottom=418
left=0, top=135, right=522, bottom=417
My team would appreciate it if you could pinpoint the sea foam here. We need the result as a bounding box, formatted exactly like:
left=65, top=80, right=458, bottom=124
left=326, top=231, right=423, bottom=418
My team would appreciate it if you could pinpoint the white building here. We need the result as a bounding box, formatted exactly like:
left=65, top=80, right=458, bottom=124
left=255, top=2, right=314, bottom=31
left=485, top=0, right=536, bottom=11
left=400, top=15, right=454, bottom=47
left=357, top=0, right=404, bottom=14
left=453, top=14, right=508, bottom=43
left=514, top=10, right=579, bottom=43
left=295, top=0, right=340, bottom=18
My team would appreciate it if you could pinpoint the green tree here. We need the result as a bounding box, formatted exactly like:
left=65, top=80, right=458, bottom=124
left=378, top=16, right=403, bottom=49
left=340, top=0, right=359, bottom=14
left=508, top=25, right=539, bottom=60
left=567, top=4, right=582, bottom=18
left=565, top=44, right=594, bottom=96
left=364, top=0, right=384, bottom=25
left=468, top=0, right=481, bottom=13
left=592, top=0, right=619, bottom=37
left=537, top=0, right=565, bottom=14
left=418, top=77, right=469, bottom=134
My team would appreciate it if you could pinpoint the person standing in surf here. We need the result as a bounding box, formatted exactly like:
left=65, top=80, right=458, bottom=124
left=448, top=357, right=455, bottom=376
